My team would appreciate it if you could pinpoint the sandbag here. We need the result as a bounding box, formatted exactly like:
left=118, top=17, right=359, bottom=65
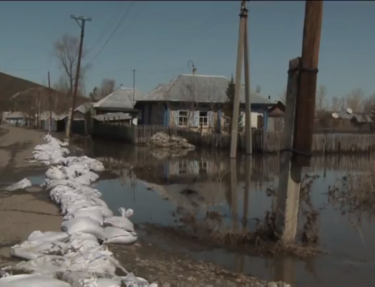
left=64, top=248, right=117, bottom=275
left=67, top=233, right=100, bottom=253
left=62, top=200, right=113, bottom=218
left=0, top=274, right=71, bottom=287
left=46, top=166, right=67, bottom=180
left=27, top=231, right=70, bottom=242
left=80, top=278, right=121, bottom=287
left=64, top=209, right=104, bottom=225
left=77, top=206, right=114, bottom=219
left=15, top=255, right=68, bottom=275
left=11, top=240, right=67, bottom=260
left=104, top=217, right=134, bottom=233
left=89, top=161, right=105, bottom=172
left=61, top=217, right=106, bottom=240
left=104, top=227, right=137, bottom=244
left=4, top=178, right=32, bottom=191
left=46, top=180, right=81, bottom=192
left=73, top=175, right=92, bottom=186
left=104, top=208, right=134, bottom=232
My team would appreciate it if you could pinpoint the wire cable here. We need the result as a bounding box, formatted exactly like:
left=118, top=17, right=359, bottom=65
left=89, top=1, right=135, bottom=63
left=86, top=2, right=124, bottom=55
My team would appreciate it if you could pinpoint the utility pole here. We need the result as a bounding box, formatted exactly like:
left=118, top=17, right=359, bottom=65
left=293, top=1, right=323, bottom=166
left=133, top=69, right=136, bottom=107
left=66, top=15, right=92, bottom=139
left=230, top=1, right=249, bottom=158
left=48, top=71, right=52, bottom=133
left=243, top=7, right=252, bottom=154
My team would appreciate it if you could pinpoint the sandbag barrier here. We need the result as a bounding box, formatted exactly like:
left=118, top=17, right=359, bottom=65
left=1, top=134, right=157, bottom=287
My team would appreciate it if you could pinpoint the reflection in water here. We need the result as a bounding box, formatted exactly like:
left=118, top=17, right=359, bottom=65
left=77, top=139, right=375, bottom=287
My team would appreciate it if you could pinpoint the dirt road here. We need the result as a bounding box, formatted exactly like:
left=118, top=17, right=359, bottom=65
left=0, top=125, right=61, bottom=267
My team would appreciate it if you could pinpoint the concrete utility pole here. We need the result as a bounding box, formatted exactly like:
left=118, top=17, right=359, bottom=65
left=293, top=1, right=323, bottom=166
left=275, top=58, right=303, bottom=245
left=48, top=71, right=52, bottom=133
left=230, top=1, right=250, bottom=158
left=66, top=15, right=92, bottom=139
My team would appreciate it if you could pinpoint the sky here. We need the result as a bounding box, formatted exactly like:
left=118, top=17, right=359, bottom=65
left=0, top=1, right=374, bottom=105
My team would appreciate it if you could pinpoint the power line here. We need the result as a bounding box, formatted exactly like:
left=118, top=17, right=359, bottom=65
left=86, top=2, right=125, bottom=55
left=89, top=1, right=135, bottom=63
left=129, top=8, right=230, bottom=68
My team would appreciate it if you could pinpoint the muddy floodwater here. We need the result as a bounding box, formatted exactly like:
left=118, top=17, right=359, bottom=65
left=47, top=139, right=375, bottom=286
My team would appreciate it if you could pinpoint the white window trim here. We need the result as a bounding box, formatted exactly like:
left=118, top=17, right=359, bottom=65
left=178, top=110, right=189, bottom=127
left=199, top=111, right=209, bottom=127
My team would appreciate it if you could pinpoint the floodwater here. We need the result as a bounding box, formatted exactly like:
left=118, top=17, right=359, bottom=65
left=50, top=139, right=375, bottom=286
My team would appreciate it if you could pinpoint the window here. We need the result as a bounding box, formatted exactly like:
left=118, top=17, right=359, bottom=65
left=178, top=161, right=188, bottom=174
left=199, top=160, right=208, bottom=174
left=199, top=111, right=208, bottom=127
left=179, top=111, right=188, bottom=126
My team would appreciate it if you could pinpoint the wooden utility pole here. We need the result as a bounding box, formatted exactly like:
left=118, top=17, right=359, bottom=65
left=293, top=1, right=323, bottom=166
left=230, top=1, right=247, bottom=158
left=66, top=15, right=92, bottom=139
left=275, top=1, right=324, bottom=244
left=243, top=8, right=252, bottom=155
left=48, top=71, right=52, bottom=133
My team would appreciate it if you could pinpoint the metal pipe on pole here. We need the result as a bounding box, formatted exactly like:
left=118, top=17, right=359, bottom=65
left=48, top=71, right=52, bottom=133
left=133, top=69, right=136, bottom=106
left=243, top=9, right=252, bottom=154
left=229, top=1, right=247, bottom=159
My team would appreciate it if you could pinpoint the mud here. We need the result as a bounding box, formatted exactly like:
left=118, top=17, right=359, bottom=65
left=0, top=125, right=61, bottom=267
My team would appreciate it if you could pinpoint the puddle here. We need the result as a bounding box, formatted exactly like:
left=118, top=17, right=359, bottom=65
left=76, top=139, right=375, bottom=286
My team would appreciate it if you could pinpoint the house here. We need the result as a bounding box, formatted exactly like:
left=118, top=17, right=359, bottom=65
left=93, top=87, right=144, bottom=119
left=267, top=101, right=286, bottom=132
left=57, top=102, right=91, bottom=132
left=39, top=111, right=58, bottom=132
left=4, top=111, right=30, bottom=127
left=92, top=112, right=133, bottom=125
left=134, top=73, right=276, bottom=133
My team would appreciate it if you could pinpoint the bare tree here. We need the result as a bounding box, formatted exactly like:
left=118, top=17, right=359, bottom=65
left=346, top=88, right=365, bottom=113
left=316, top=85, right=327, bottom=112
left=54, top=34, right=90, bottom=100
left=362, top=93, right=375, bottom=114
left=330, top=96, right=342, bottom=112
left=99, top=78, right=116, bottom=99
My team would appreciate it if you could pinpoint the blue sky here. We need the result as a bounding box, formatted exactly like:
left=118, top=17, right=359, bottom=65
left=0, top=1, right=374, bottom=105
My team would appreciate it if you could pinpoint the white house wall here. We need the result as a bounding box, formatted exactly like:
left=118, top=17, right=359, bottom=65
left=240, top=112, right=263, bottom=128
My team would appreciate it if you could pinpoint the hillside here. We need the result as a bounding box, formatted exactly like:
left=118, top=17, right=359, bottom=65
left=0, top=72, right=88, bottom=113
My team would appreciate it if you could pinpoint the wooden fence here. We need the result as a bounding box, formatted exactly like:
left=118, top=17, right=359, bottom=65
left=90, top=122, right=375, bottom=154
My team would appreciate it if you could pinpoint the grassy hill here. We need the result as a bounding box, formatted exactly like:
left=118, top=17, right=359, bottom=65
left=0, top=71, right=88, bottom=113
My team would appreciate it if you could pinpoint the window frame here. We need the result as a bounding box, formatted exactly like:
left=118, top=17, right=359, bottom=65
left=178, top=110, right=188, bottom=127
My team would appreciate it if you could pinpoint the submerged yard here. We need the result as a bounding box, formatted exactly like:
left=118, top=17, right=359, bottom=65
left=76, top=138, right=375, bottom=287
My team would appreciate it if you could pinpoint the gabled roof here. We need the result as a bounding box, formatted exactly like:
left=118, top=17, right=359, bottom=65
left=139, top=74, right=272, bottom=105
left=5, top=111, right=29, bottom=119
left=93, top=87, right=145, bottom=109
left=76, top=102, right=92, bottom=114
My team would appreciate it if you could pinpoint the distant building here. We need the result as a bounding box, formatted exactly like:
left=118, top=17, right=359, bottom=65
left=93, top=87, right=143, bottom=116
left=4, top=111, right=30, bottom=127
